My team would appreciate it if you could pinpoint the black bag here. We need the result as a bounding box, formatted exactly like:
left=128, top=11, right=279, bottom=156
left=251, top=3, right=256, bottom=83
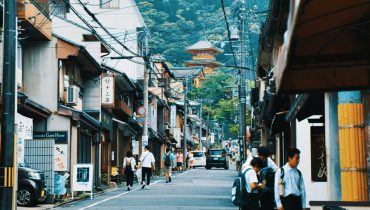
left=125, top=158, right=133, bottom=173
left=164, top=154, right=171, bottom=167
left=260, top=167, right=275, bottom=192
left=231, top=168, right=251, bottom=207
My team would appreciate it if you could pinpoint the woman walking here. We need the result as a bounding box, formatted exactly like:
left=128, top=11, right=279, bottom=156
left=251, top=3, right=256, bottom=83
left=123, top=150, right=136, bottom=191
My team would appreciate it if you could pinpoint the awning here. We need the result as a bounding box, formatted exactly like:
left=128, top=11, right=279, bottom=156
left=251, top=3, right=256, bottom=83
left=275, top=0, right=370, bottom=93
left=17, top=93, right=52, bottom=119
left=128, top=118, right=143, bottom=133
left=148, top=128, right=161, bottom=142
left=58, top=105, right=101, bottom=132
left=270, top=111, right=289, bottom=135
left=286, top=94, right=324, bottom=122
left=113, top=118, right=137, bottom=136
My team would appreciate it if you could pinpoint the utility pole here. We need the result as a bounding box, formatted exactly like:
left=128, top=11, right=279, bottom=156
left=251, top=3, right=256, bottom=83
left=199, top=100, right=203, bottom=151
left=142, top=29, right=149, bottom=150
left=182, top=77, right=189, bottom=171
left=238, top=0, right=247, bottom=166
left=0, top=0, right=17, bottom=208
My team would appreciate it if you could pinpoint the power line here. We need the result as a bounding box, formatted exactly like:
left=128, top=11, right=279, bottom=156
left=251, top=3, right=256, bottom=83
left=75, top=0, right=143, bottom=58
left=220, top=0, right=238, bottom=69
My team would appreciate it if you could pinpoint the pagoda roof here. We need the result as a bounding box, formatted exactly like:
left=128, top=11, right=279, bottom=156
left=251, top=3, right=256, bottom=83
left=184, top=60, right=223, bottom=67
left=185, top=40, right=223, bottom=54
left=169, top=67, right=204, bottom=79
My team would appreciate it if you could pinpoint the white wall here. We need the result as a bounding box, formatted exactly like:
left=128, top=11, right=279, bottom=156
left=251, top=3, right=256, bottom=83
left=296, top=118, right=328, bottom=207
left=23, top=39, right=58, bottom=111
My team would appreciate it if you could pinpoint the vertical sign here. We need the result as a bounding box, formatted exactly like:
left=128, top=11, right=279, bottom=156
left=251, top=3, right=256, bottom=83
left=54, top=145, right=68, bottom=171
left=210, top=133, right=215, bottom=144
left=101, top=75, right=115, bottom=105
left=310, top=126, right=327, bottom=182
left=170, top=105, right=176, bottom=127
left=16, top=114, right=33, bottom=164
left=132, top=140, right=139, bottom=155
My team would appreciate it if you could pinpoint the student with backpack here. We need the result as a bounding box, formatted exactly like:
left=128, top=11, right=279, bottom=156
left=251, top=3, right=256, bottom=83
left=123, top=150, right=136, bottom=191
left=163, top=148, right=175, bottom=183
left=274, top=148, right=306, bottom=210
left=232, top=157, right=264, bottom=210
left=257, top=146, right=278, bottom=210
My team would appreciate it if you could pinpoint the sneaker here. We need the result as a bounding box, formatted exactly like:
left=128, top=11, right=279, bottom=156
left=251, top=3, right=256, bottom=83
left=141, top=184, right=146, bottom=189
left=145, top=186, right=150, bottom=190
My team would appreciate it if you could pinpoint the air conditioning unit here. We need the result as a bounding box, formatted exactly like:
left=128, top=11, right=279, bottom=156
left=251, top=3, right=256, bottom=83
left=66, top=85, right=79, bottom=105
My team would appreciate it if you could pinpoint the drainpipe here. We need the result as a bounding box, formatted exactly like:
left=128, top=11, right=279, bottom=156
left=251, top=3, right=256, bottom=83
left=338, top=91, right=368, bottom=201
left=94, top=132, right=101, bottom=190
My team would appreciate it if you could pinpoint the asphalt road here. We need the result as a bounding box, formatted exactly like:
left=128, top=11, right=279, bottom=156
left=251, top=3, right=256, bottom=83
left=55, top=166, right=239, bottom=210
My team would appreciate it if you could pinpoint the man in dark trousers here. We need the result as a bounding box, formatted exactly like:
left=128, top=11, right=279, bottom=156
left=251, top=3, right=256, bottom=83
left=274, top=148, right=306, bottom=210
left=139, top=145, right=155, bottom=190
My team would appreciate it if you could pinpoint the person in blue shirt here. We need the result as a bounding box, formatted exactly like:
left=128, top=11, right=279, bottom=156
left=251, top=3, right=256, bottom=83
left=274, top=148, right=306, bottom=210
left=163, top=148, right=175, bottom=183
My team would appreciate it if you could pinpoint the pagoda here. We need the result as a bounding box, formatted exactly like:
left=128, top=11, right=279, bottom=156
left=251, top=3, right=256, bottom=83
left=184, top=40, right=223, bottom=74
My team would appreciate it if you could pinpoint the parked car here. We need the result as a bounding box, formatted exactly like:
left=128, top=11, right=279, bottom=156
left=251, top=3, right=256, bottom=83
left=206, top=149, right=229, bottom=170
left=17, top=164, right=46, bottom=207
left=190, top=151, right=206, bottom=167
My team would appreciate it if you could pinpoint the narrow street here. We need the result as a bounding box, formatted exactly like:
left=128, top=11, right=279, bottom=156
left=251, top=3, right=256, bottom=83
left=55, top=167, right=238, bottom=210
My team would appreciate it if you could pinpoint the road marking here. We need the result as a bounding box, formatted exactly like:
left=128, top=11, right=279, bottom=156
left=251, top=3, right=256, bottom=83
left=78, top=171, right=189, bottom=210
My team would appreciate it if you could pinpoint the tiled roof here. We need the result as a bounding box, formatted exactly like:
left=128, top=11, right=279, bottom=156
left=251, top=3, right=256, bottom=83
left=186, top=40, right=222, bottom=53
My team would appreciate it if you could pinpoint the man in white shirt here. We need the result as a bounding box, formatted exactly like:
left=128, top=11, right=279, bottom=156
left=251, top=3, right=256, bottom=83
left=274, top=148, right=306, bottom=210
left=139, top=145, right=155, bottom=189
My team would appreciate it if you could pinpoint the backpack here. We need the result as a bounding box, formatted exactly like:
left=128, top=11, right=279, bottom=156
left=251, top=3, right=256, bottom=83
left=231, top=168, right=251, bottom=207
left=280, top=167, right=302, bottom=190
left=164, top=154, right=171, bottom=167
left=260, top=167, right=275, bottom=193
left=125, top=158, right=132, bottom=172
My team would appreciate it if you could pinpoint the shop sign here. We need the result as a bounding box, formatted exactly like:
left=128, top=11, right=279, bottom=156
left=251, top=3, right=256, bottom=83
left=101, top=75, right=115, bottom=105
left=311, top=126, right=327, bottom=182
left=72, top=164, right=94, bottom=193
left=33, top=131, right=68, bottom=144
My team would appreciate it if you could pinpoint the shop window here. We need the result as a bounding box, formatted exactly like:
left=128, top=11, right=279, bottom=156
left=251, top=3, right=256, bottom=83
left=78, top=132, right=92, bottom=163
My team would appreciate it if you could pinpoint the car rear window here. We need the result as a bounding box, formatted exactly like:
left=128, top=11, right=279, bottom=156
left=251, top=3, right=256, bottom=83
left=192, top=152, right=204, bottom=157
left=209, top=150, right=224, bottom=155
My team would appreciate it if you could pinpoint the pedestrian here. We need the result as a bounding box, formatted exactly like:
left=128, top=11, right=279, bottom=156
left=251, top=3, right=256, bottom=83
left=139, top=145, right=155, bottom=189
left=243, top=157, right=264, bottom=210
left=188, top=152, right=194, bottom=169
left=274, top=148, right=306, bottom=210
left=234, top=151, right=241, bottom=171
left=175, top=149, right=183, bottom=172
left=123, top=150, right=136, bottom=191
left=257, top=146, right=277, bottom=210
left=163, top=148, right=175, bottom=183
